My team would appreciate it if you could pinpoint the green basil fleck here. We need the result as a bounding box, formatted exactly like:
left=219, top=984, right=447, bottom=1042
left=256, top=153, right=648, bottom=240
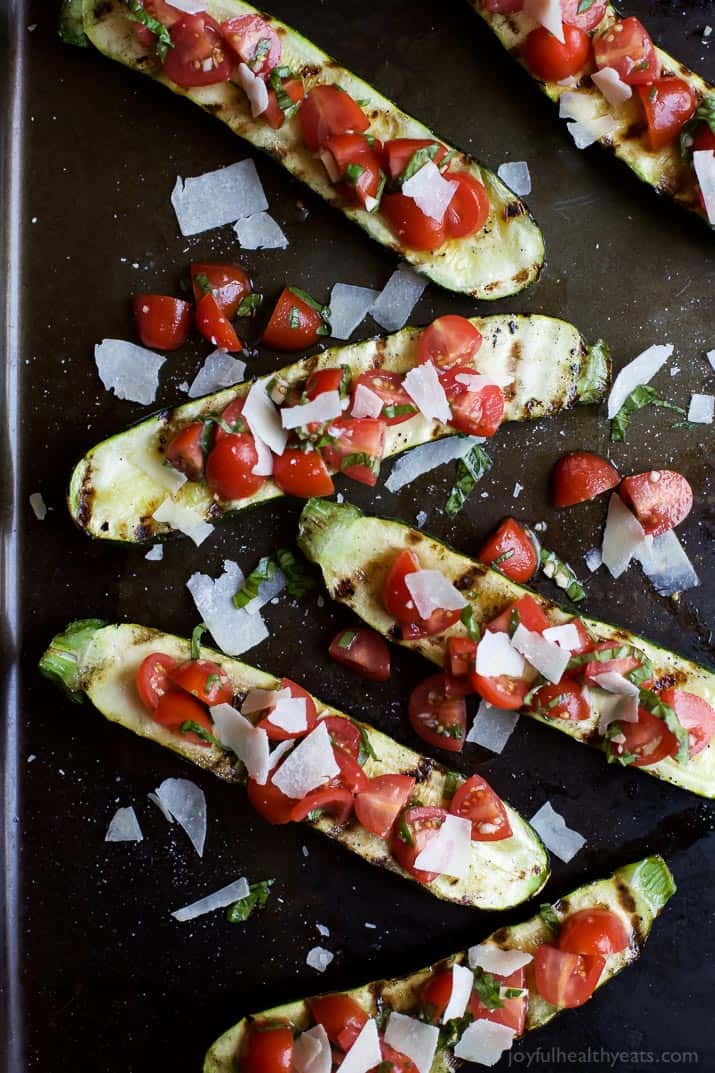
left=124, top=0, right=173, bottom=61
left=460, top=604, right=480, bottom=642
left=194, top=271, right=212, bottom=297
left=275, top=547, right=316, bottom=598
left=610, top=385, right=685, bottom=442
left=336, top=629, right=357, bottom=650
left=472, top=967, right=504, bottom=1011
left=226, top=879, right=275, bottom=923
left=191, top=623, right=208, bottom=661
left=235, top=293, right=262, bottom=317
left=445, top=445, right=492, bottom=517
left=232, top=556, right=278, bottom=609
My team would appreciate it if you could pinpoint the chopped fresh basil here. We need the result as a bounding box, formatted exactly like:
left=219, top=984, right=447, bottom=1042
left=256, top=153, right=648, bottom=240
left=345, top=162, right=365, bottom=185
left=610, top=385, right=686, bottom=442
left=191, top=623, right=208, bottom=661
left=399, top=144, right=440, bottom=185
left=382, top=403, right=416, bottom=420
left=444, top=445, right=492, bottom=517
left=340, top=452, right=380, bottom=477
left=358, top=724, right=379, bottom=764
left=306, top=809, right=322, bottom=822
left=124, top=0, right=173, bottom=61
left=226, top=879, right=275, bottom=923
left=232, top=556, right=278, bottom=609
left=638, top=689, right=689, bottom=762
left=250, top=38, right=271, bottom=72
left=288, top=287, right=331, bottom=336
left=369, top=172, right=387, bottom=211
left=397, top=810, right=415, bottom=847
left=540, top=547, right=586, bottom=602
left=288, top=305, right=301, bottom=330
left=472, top=967, right=504, bottom=1011
left=205, top=673, right=221, bottom=692
left=194, top=271, right=212, bottom=297
left=235, top=293, right=262, bottom=317
left=680, top=95, right=715, bottom=160
left=577, top=0, right=595, bottom=11
left=269, top=69, right=303, bottom=118
left=338, top=365, right=353, bottom=398
left=460, top=604, right=480, bottom=642
left=336, top=629, right=357, bottom=650
left=539, top=903, right=561, bottom=931
left=275, top=547, right=317, bottom=598
left=508, top=608, right=520, bottom=639
left=179, top=720, right=225, bottom=749
left=604, top=723, right=639, bottom=767
left=491, top=548, right=515, bottom=569
left=443, top=770, right=460, bottom=802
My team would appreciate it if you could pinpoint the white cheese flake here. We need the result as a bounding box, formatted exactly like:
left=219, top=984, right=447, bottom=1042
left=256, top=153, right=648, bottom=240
left=95, top=339, right=165, bottom=405
left=454, top=1020, right=516, bottom=1066
left=706, top=348, right=715, bottom=373
left=306, top=946, right=334, bottom=973
left=413, top=814, right=472, bottom=879
left=687, top=393, right=714, bottom=424
left=529, top=801, right=585, bottom=862
left=29, top=492, right=47, bottom=520
left=404, top=569, right=468, bottom=620
left=694, top=150, right=715, bottom=225
left=105, top=806, right=143, bottom=843
left=403, top=362, right=451, bottom=423
left=153, top=498, right=213, bottom=546
left=592, top=65, right=633, bottom=106
left=591, top=672, right=640, bottom=732
left=402, top=161, right=458, bottom=221
left=171, top=159, right=268, bottom=236
left=187, top=560, right=269, bottom=655
left=524, top=0, right=564, bottom=41
left=124, top=441, right=187, bottom=495
left=242, top=687, right=290, bottom=716
left=188, top=350, right=246, bottom=398
left=271, top=722, right=339, bottom=799
left=293, top=1024, right=332, bottom=1073
left=442, top=964, right=475, bottom=1023
left=329, top=283, right=380, bottom=339
left=384, top=1012, right=439, bottom=1073
left=237, top=62, right=269, bottom=116
left=601, top=493, right=650, bottom=579
left=352, top=383, right=384, bottom=419
left=281, top=390, right=342, bottom=429
left=171, top=877, right=250, bottom=923
left=607, top=344, right=673, bottom=418
left=497, top=160, right=532, bottom=196
left=211, top=703, right=271, bottom=784
left=266, top=696, right=308, bottom=733
left=512, top=623, right=570, bottom=683
left=154, top=778, right=207, bottom=857
left=370, top=266, right=428, bottom=332
left=635, top=530, right=700, bottom=596
left=385, top=436, right=483, bottom=491
left=468, top=944, right=533, bottom=975
left=542, top=623, right=581, bottom=650
left=475, top=630, right=525, bottom=678
left=242, top=379, right=288, bottom=455
left=145, top=545, right=164, bottom=562
left=234, top=211, right=289, bottom=249
left=466, top=701, right=520, bottom=754
left=584, top=547, right=602, bottom=573
left=338, top=1019, right=382, bottom=1073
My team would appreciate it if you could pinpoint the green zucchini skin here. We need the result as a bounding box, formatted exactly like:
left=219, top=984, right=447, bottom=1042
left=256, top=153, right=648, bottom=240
left=38, top=620, right=550, bottom=911
left=64, top=0, right=545, bottom=298
left=298, top=500, right=715, bottom=799
left=67, top=315, right=609, bottom=544
left=203, top=855, right=676, bottom=1072
left=468, top=0, right=714, bottom=221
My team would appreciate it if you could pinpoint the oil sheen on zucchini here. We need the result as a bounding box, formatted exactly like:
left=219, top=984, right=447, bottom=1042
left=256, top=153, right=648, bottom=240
left=67, top=314, right=609, bottom=543
left=64, top=0, right=544, bottom=298
left=298, top=500, right=715, bottom=798
left=204, top=855, right=675, bottom=1073
left=468, top=0, right=713, bottom=219
left=39, top=620, right=549, bottom=910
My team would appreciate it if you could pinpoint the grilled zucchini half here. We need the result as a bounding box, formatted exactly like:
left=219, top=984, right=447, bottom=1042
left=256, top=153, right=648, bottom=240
left=68, top=314, right=609, bottom=543
left=468, top=0, right=714, bottom=220
left=39, top=620, right=549, bottom=910
left=204, top=855, right=675, bottom=1072
left=298, top=500, right=715, bottom=798
left=60, top=0, right=545, bottom=299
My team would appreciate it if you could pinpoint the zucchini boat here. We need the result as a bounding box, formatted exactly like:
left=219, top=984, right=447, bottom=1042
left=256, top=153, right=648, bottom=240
left=39, top=620, right=549, bottom=910
left=469, top=1, right=714, bottom=221
left=60, top=0, right=544, bottom=299
left=68, top=313, right=609, bottom=543
left=298, top=500, right=715, bottom=798
left=204, top=855, right=675, bottom=1072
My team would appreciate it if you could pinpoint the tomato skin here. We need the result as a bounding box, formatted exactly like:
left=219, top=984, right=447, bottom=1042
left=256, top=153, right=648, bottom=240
left=165, top=422, right=205, bottom=482
left=290, top=786, right=354, bottom=825
left=382, top=193, right=447, bottom=252
left=660, top=689, right=715, bottom=758
left=163, top=14, right=235, bottom=88
left=334, top=751, right=369, bottom=794
left=551, top=451, right=620, bottom=508
left=273, top=448, right=335, bottom=498
left=375, top=1042, right=420, bottom=1073
left=384, top=138, right=447, bottom=179
left=523, top=24, right=591, bottom=82
left=298, top=84, right=369, bottom=152
left=220, top=15, right=281, bottom=77
left=440, top=365, right=505, bottom=437
left=323, top=134, right=385, bottom=208
left=321, top=417, right=386, bottom=487
left=561, top=0, right=607, bottom=31
left=264, top=78, right=304, bottom=129
left=637, top=79, right=696, bottom=151
left=169, top=659, right=234, bottom=705
left=618, top=470, right=693, bottom=536
left=478, top=518, right=538, bottom=583
left=190, top=263, right=250, bottom=319
left=205, top=433, right=265, bottom=501
left=305, top=367, right=348, bottom=400
left=153, top=690, right=214, bottom=746
left=528, top=680, right=590, bottom=721
left=328, top=627, right=391, bottom=682
left=238, top=1023, right=293, bottom=1073
left=309, top=994, right=368, bottom=1052
left=419, top=970, right=454, bottom=1022
left=471, top=595, right=547, bottom=709
left=382, top=549, right=462, bottom=641
left=417, top=316, right=483, bottom=371
left=213, top=396, right=247, bottom=442
left=450, top=774, right=512, bottom=841
left=255, top=679, right=318, bottom=742
left=582, top=642, right=642, bottom=685
left=352, top=371, right=416, bottom=426
left=444, top=171, right=491, bottom=239
left=593, top=17, right=659, bottom=86
left=468, top=967, right=527, bottom=1034
left=447, top=636, right=477, bottom=679
left=409, top=674, right=467, bottom=753
left=355, top=774, right=415, bottom=838
left=487, top=594, right=550, bottom=635
left=196, top=292, right=243, bottom=351
left=133, top=295, right=191, bottom=351
left=482, top=0, right=523, bottom=11
left=246, top=778, right=295, bottom=824
left=694, top=125, right=715, bottom=152
left=616, top=708, right=678, bottom=768
left=533, top=945, right=605, bottom=1009
left=391, top=805, right=448, bottom=884
left=263, top=288, right=324, bottom=351
left=559, top=908, right=629, bottom=956
left=322, top=715, right=361, bottom=759
left=136, top=652, right=178, bottom=710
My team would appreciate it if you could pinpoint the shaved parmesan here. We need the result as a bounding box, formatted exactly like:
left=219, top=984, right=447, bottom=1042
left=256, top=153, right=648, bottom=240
left=281, top=390, right=342, bottom=429
left=237, top=62, right=269, bottom=116
left=635, top=530, right=700, bottom=596
left=384, top=1012, right=439, bottom=1073
left=145, top=544, right=164, bottom=561
left=243, top=379, right=288, bottom=455
left=559, top=92, right=600, bottom=123
left=688, top=393, right=714, bottom=424
left=694, top=150, right=715, bottom=225
left=592, top=65, right=632, bottom=106
left=294, top=1024, right=332, bottom=1073
left=168, top=0, right=206, bottom=11
left=591, top=672, right=639, bottom=731
left=124, top=442, right=186, bottom=494
left=187, top=560, right=269, bottom=655
left=529, top=801, right=585, bottom=862
left=267, top=696, right=307, bottom=733
left=29, top=492, right=47, bottom=520
left=252, top=434, right=274, bottom=476
left=385, top=436, right=483, bottom=492
left=402, top=160, right=458, bottom=221
left=468, top=944, right=533, bottom=975
left=242, top=687, right=289, bottom=715
left=211, top=703, right=271, bottom=783
left=475, top=630, right=525, bottom=678
left=585, top=547, right=602, bottom=573
left=154, top=778, right=207, bottom=857
left=171, top=877, right=250, bottom=923
left=403, top=362, right=451, bottom=423
left=188, top=349, right=246, bottom=398
left=235, top=211, right=288, bottom=250
left=306, top=946, right=334, bottom=973
left=454, top=1020, right=515, bottom=1066
left=413, top=814, right=472, bottom=879
left=148, top=791, right=174, bottom=822
left=405, top=570, right=467, bottom=620
left=352, top=383, right=384, bottom=419
left=339, top=1020, right=382, bottom=1073
left=370, top=266, right=428, bottom=332
left=542, top=623, right=581, bottom=650
left=329, top=283, right=380, bottom=339
left=95, top=339, right=165, bottom=405
left=153, top=497, right=213, bottom=546
left=601, top=493, right=650, bottom=579
left=319, top=148, right=341, bottom=183
left=242, top=567, right=285, bottom=616
left=271, top=722, right=339, bottom=799
left=171, top=159, right=268, bottom=236
left=565, top=114, right=620, bottom=149
left=466, top=701, right=520, bottom=754
left=268, top=739, right=294, bottom=773
left=706, top=348, right=715, bottom=373
left=105, top=806, right=143, bottom=843
left=524, top=0, right=564, bottom=40
left=442, top=964, right=475, bottom=1023
left=512, top=624, right=570, bottom=683
left=497, top=160, right=532, bottom=196
left=607, top=344, right=673, bottom=419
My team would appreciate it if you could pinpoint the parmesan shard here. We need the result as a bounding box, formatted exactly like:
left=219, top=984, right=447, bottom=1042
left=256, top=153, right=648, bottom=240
left=591, top=66, right=633, bottom=106
left=635, top=530, right=700, bottom=596
left=591, top=672, right=640, bottom=732
left=370, top=266, right=427, bottom=332
left=171, top=877, right=250, bottom=923
left=338, top=1019, right=382, bottom=1073
left=413, top=814, right=472, bottom=879
left=524, top=0, right=565, bottom=42
left=29, top=492, right=47, bottom=520
left=468, top=944, right=533, bottom=975
left=466, top=701, right=520, bottom=754
left=234, top=212, right=289, bottom=250
left=211, top=703, right=271, bottom=784
left=607, top=344, right=673, bottom=419
left=242, top=687, right=290, bottom=716
left=153, top=498, right=213, bottom=546
left=496, top=160, right=532, bottom=196
left=402, top=161, right=458, bottom=221
left=242, top=379, right=288, bottom=456
left=271, top=722, right=339, bottom=799
left=511, top=624, right=570, bottom=683
left=475, top=630, right=526, bottom=678
left=404, top=570, right=467, bottom=620
left=328, top=283, right=380, bottom=339
left=105, top=806, right=143, bottom=843
left=266, top=696, right=308, bottom=733
left=442, top=964, right=475, bottom=1023
left=542, top=623, right=581, bottom=650
left=187, top=561, right=269, bottom=656
left=454, top=1020, right=516, bottom=1066
left=154, top=778, right=207, bottom=857
left=95, top=339, right=165, bottom=405
left=237, top=62, right=269, bottom=116
left=384, top=1012, right=439, bottom=1073
left=529, top=800, right=585, bottom=862
left=188, top=349, right=246, bottom=398
left=402, top=362, right=451, bottom=423
left=688, top=393, right=714, bottom=424
left=171, top=159, right=268, bottom=236
left=601, top=493, right=650, bottom=579
left=694, top=150, right=715, bottom=225
left=351, top=383, right=384, bottom=419
left=293, top=1024, right=332, bottom=1073
left=281, top=390, right=342, bottom=429
left=306, top=946, right=334, bottom=973
left=385, top=436, right=483, bottom=492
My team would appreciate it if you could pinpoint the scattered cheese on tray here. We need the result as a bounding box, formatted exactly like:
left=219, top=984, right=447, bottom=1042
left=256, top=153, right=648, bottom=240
left=235, top=211, right=289, bottom=249
left=95, top=339, right=165, bottom=405
left=466, top=701, right=520, bottom=754
left=188, top=350, right=246, bottom=398
left=370, top=266, right=427, bottom=331
left=171, top=159, right=268, bottom=236
left=153, top=777, right=207, bottom=857
left=529, top=800, right=585, bottom=862
left=105, top=806, right=143, bottom=843
left=497, top=160, right=532, bottom=196
left=329, top=283, right=380, bottom=339
left=171, top=877, right=250, bottom=923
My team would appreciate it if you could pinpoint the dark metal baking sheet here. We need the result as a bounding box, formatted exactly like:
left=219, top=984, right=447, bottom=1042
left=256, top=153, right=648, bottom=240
left=2, top=1, right=714, bottom=1070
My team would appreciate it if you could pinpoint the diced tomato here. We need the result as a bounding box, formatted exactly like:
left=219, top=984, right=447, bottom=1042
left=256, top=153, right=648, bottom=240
left=352, top=371, right=416, bottom=425
left=213, top=396, right=247, bottom=442
left=273, top=447, right=334, bottom=497
left=551, top=451, right=620, bottom=508
left=533, top=945, right=605, bottom=1008
left=478, top=518, right=538, bottom=583
left=528, top=680, right=590, bottom=721
left=419, top=970, right=454, bottom=1022
left=263, top=288, right=325, bottom=351
left=220, top=15, right=281, bottom=77
left=264, top=77, right=305, bottom=129
left=468, top=967, right=527, bottom=1034
left=334, top=750, right=369, bottom=794
left=190, top=263, right=251, bottom=319
left=354, top=774, right=415, bottom=839
left=523, top=24, right=591, bottom=82
left=559, top=908, right=629, bottom=956
left=205, top=433, right=265, bottom=501
left=309, top=994, right=368, bottom=1053
left=561, top=0, right=607, bottom=31
left=136, top=652, right=177, bottom=710
left=382, top=549, right=462, bottom=641
left=381, top=193, right=447, bottom=252
left=238, top=1023, right=293, bottom=1073
left=165, top=421, right=205, bottom=482
left=593, top=17, right=659, bottom=86
left=408, top=674, right=467, bottom=753
left=694, top=125, right=715, bottom=152
left=133, top=295, right=191, bottom=351
left=440, top=365, right=505, bottom=437
left=322, top=715, right=362, bottom=759
left=444, top=171, right=491, bottom=238
left=637, top=79, right=697, bottom=151
left=615, top=707, right=678, bottom=767
left=471, top=596, right=547, bottom=709
left=305, top=367, right=348, bottom=400
left=482, top=0, right=524, bottom=11
left=169, top=659, right=233, bottom=706
left=322, top=133, right=385, bottom=208
left=390, top=805, right=448, bottom=884
left=163, top=14, right=235, bottom=88
left=329, top=627, right=391, bottom=682
left=561, top=618, right=595, bottom=660
left=618, top=470, right=693, bottom=536
left=383, top=138, right=447, bottom=180
left=298, top=84, right=369, bottom=152
left=140, top=0, right=181, bottom=26
left=340, top=153, right=384, bottom=209
left=488, top=595, right=550, bottom=635
left=320, top=417, right=386, bottom=487
left=447, top=636, right=477, bottom=678
left=582, top=641, right=642, bottom=684
left=324, top=132, right=382, bottom=173
left=255, top=679, right=318, bottom=741
left=374, top=1043, right=420, bottom=1073
left=246, top=777, right=295, bottom=824
left=195, top=292, right=242, bottom=351
left=290, top=786, right=354, bottom=824
left=417, top=316, right=483, bottom=370
left=449, top=774, right=512, bottom=840
left=153, top=690, right=214, bottom=746
left=660, top=689, right=715, bottom=758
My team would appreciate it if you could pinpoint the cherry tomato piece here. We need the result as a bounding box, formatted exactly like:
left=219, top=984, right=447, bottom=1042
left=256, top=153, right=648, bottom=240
left=559, top=908, right=630, bottom=956
left=133, top=295, right=191, bottom=351
left=255, top=679, right=318, bottom=742
left=352, top=371, right=416, bottom=425
left=334, top=751, right=370, bottom=794
left=169, top=659, right=233, bottom=706
left=163, top=14, right=235, bottom=88
left=190, top=263, right=251, bottom=319
left=298, top=84, right=369, bottom=152
left=246, top=777, right=295, bottom=825
left=561, top=0, right=607, bottom=31
left=382, top=549, right=462, bottom=641
left=273, top=448, right=335, bottom=498
left=382, top=193, right=447, bottom=252
left=488, top=595, right=550, bottom=635
left=468, top=967, right=527, bottom=1034
left=419, top=970, right=454, bottom=1023
left=444, top=171, right=491, bottom=238
left=660, top=689, right=715, bottom=758
left=551, top=451, right=621, bottom=507
left=263, top=288, right=325, bottom=351
left=165, top=421, right=205, bottom=482
left=409, top=673, right=467, bottom=753
left=290, top=786, right=354, bottom=824
left=450, top=773, right=512, bottom=841
left=354, top=775, right=415, bottom=839
left=263, top=77, right=305, bottom=129
left=533, top=945, right=605, bottom=1008
left=593, top=16, right=660, bottom=85
left=136, top=652, right=177, bottom=710
left=329, top=627, right=391, bottom=682
left=391, top=805, right=448, bottom=884
left=523, top=24, right=591, bottom=82
left=195, top=292, right=243, bottom=351
left=322, top=715, right=362, bottom=759
left=153, top=690, right=214, bottom=746
left=383, top=138, right=447, bottom=179
left=478, top=518, right=538, bottom=582
left=440, top=365, right=505, bottom=437
left=618, top=470, right=693, bottom=536
left=615, top=708, right=679, bottom=767
left=238, top=1023, right=293, bottom=1073
left=309, top=994, right=368, bottom=1052
left=205, top=433, right=265, bottom=501
left=220, top=15, right=281, bottom=76
left=320, top=417, right=386, bottom=487
left=417, top=316, right=483, bottom=370
left=305, top=367, right=348, bottom=399
left=527, top=680, right=590, bottom=721
left=637, top=79, right=696, bottom=151
left=446, top=636, right=477, bottom=679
